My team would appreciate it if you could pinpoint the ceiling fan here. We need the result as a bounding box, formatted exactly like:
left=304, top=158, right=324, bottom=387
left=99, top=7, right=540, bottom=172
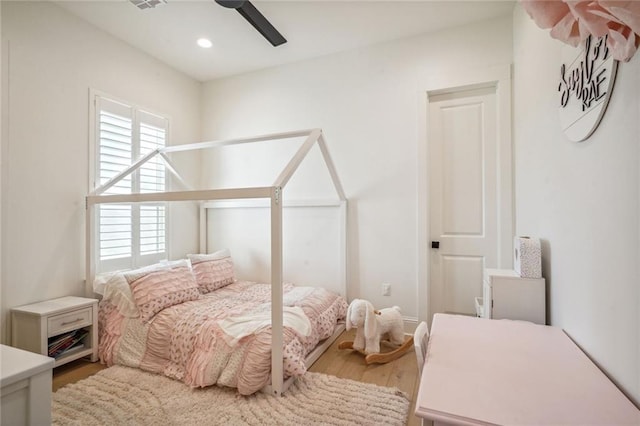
left=215, top=0, right=287, bottom=47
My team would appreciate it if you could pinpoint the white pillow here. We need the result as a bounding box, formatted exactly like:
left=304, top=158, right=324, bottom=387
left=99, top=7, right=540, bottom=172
left=160, top=258, right=193, bottom=268
left=187, top=248, right=230, bottom=264
left=98, top=271, right=140, bottom=318
left=93, top=270, right=121, bottom=296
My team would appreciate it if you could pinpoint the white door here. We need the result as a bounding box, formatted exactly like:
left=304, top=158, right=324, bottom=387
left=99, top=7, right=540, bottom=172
left=429, top=86, right=499, bottom=316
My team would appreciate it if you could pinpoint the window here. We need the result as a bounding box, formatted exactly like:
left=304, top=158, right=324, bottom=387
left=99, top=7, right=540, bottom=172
left=92, top=94, right=169, bottom=271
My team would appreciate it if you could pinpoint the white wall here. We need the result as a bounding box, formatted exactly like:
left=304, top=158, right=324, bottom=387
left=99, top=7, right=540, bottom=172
left=513, top=4, right=640, bottom=404
left=0, top=0, right=3, bottom=346
left=200, top=16, right=513, bottom=319
left=0, top=1, right=202, bottom=344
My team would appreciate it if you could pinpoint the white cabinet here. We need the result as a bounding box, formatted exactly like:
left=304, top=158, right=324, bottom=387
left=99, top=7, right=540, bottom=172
left=1, top=344, right=54, bottom=426
left=11, top=296, right=98, bottom=367
left=477, top=269, right=546, bottom=325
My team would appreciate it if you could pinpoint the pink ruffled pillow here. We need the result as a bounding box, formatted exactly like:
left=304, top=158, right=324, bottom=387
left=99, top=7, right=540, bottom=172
left=188, top=249, right=235, bottom=294
left=124, top=260, right=200, bottom=323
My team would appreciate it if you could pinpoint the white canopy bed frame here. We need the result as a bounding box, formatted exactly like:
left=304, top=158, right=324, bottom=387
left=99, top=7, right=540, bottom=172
left=86, top=128, right=347, bottom=396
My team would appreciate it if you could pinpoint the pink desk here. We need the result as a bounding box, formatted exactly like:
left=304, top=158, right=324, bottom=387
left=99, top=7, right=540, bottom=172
left=415, top=314, right=640, bottom=425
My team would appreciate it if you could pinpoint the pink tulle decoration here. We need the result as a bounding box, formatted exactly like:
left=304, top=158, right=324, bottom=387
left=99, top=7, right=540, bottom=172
left=520, top=0, right=640, bottom=61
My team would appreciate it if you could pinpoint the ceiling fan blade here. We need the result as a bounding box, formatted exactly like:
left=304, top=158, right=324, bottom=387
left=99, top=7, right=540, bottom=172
left=215, top=0, right=244, bottom=8
left=235, top=1, right=287, bottom=47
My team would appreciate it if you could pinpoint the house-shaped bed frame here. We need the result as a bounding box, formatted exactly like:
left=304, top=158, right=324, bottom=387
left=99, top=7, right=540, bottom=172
left=86, top=128, right=347, bottom=396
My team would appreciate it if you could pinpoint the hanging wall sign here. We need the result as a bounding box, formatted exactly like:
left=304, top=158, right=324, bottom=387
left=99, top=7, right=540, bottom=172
left=558, top=35, right=618, bottom=142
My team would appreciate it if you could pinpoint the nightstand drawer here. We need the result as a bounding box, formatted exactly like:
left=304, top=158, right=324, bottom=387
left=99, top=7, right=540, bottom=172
left=47, top=308, right=92, bottom=336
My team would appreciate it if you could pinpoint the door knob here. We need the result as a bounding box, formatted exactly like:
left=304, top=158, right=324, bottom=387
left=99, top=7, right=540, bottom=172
left=431, top=241, right=440, bottom=249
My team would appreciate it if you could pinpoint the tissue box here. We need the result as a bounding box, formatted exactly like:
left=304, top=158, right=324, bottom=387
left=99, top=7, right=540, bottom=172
left=514, top=236, right=542, bottom=278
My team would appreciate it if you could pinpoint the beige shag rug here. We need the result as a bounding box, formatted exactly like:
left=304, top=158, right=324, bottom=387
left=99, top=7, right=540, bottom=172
left=53, top=366, right=409, bottom=425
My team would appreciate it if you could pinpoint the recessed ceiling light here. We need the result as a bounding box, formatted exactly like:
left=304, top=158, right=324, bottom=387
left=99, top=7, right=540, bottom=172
left=197, top=38, right=213, bottom=49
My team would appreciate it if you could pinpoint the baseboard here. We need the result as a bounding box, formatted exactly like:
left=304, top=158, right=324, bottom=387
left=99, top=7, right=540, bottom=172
left=402, top=317, right=419, bottom=334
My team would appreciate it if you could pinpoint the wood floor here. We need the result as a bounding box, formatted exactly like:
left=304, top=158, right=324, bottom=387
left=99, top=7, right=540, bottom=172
left=53, top=329, right=422, bottom=426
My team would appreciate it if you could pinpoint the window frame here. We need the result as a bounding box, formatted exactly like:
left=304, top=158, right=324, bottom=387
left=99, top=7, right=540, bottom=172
left=88, top=89, right=171, bottom=272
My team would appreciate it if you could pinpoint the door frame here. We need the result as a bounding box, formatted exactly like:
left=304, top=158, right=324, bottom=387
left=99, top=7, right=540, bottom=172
left=416, top=65, right=514, bottom=324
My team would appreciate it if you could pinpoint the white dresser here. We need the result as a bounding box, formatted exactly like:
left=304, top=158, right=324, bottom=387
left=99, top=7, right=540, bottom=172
left=476, top=268, right=546, bottom=325
left=1, top=344, right=54, bottom=425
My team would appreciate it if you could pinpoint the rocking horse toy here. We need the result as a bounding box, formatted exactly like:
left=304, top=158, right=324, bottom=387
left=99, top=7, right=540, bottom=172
left=339, top=299, right=414, bottom=364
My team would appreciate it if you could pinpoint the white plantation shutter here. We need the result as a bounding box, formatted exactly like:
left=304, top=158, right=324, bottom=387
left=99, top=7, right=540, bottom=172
left=99, top=110, right=133, bottom=194
left=137, top=114, right=167, bottom=257
left=98, top=105, right=133, bottom=261
left=99, top=205, right=132, bottom=260
left=139, top=121, right=166, bottom=193
left=94, top=96, right=168, bottom=270
left=140, top=205, right=165, bottom=255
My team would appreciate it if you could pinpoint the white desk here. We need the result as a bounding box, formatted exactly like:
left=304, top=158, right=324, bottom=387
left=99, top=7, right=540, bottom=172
left=1, top=344, right=54, bottom=425
left=415, top=314, right=640, bottom=425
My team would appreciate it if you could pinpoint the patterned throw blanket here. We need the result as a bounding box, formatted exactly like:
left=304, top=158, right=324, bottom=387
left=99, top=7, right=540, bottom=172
left=98, top=281, right=347, bottom=395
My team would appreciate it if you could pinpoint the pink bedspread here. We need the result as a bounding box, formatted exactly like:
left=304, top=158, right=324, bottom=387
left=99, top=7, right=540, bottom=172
left=98, top=281, right=347, bottom=395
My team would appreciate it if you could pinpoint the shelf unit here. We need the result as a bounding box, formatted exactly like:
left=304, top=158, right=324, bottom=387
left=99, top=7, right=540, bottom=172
left=11, top=296, right=98, bottom=367
left=478, top=268, right=546, bottom=325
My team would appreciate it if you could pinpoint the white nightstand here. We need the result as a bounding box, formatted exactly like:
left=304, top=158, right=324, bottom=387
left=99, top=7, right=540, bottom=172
left=11, top=296, right=98, bottom=367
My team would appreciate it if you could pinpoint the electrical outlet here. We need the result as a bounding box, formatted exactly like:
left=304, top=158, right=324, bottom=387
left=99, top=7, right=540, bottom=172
left=382, top=282, right=391, bottom=296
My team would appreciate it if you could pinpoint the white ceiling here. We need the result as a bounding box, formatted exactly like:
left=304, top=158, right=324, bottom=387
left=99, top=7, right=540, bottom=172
left=56, top=0, right=515, bottom=82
